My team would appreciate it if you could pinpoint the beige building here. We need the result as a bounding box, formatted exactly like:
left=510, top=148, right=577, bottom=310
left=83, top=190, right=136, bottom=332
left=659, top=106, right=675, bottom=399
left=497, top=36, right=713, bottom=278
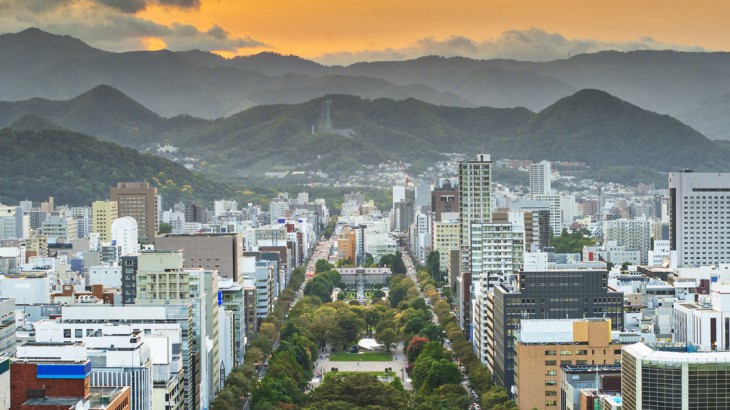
left=136, top=250, right=188, bottom=302
left=514, top=318, right=624, bottom=410
left=110, top=182, right=157, bottom=243
left=155, top=233, right=244, bottom=282
left=92, top=200, right=118, bottom=242
left=433, top=219, right=459, bottom=285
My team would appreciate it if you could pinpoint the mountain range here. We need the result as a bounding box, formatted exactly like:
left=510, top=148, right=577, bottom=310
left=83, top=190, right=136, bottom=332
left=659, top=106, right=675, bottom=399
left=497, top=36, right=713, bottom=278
left=1, top=84, right=728, bottom=183
left=3, top=28, right=730, bottom=141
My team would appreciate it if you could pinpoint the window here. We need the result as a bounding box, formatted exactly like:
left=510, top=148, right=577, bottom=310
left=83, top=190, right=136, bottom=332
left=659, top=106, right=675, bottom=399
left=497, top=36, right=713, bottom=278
left=560, top=350, right=572, bottom=355
left=64, top=329, right=71, bottom=338
left=545, top=360, right=557, bottom=366
left=545, top=400, right=558, bottom=406
left=545, top=380, right=557, bottom=386
left=576, top=360, right=588, bottom=365
left=561, top=360, right=572, bottom=365
left=75, top=329, right=82, bottom=338
left=576, top=350, right=588, bottom=355
left=545, top=391, right=557, bottom=396
left=545, top=370, right=557, bottom=376
left=545, top=350, right=557, bottom=356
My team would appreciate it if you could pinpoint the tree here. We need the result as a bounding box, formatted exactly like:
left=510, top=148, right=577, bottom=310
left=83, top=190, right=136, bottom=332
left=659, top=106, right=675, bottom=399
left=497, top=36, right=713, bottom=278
left=389, top=287, right=407, bottom=308
left=158, top=222, right=172, bottom=234
left=376, top=328, right=398, bottom=352
left=305, top=373, right=406, bottom=409
left=419, top=324, right=445, bottom=344
left=315, top=259, right=334, bottom=273
left=425, top=250, right=441, bottom=281
left=391, top=251, right=407, bottom=274
left=406, top=336, right=430, bottom=363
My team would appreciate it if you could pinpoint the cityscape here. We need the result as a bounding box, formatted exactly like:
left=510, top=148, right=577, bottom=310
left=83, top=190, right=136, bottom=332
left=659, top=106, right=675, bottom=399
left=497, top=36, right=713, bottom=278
left=3, top=2, right=730, bottom=410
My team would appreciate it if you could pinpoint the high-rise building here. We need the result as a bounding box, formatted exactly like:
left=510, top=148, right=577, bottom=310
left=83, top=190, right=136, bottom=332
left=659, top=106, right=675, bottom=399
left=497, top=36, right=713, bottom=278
left=110, top=182, right=158, bottom=243
left=489, top=269, right=624, bottom=392
left=604, top=218, right=651, bottom=265
left=529, top=160, right=552, bottom=195
left=532, top=194, right=562, bottom=236
left=0, top=204, right=29, bottom=240
left=92, top=200, right=118, bottom=242
left=431, top=178, right=459, bottom=223
left=622, top=342, right=730, bottom=410
left=458, top=154, right=492, bottom=330
left=669, top=171, right=730, bottom=267
left=433, top=217, right=459, bottom=286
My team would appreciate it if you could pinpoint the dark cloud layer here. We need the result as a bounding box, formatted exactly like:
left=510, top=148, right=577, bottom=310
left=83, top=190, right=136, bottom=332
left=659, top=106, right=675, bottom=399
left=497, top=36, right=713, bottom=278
left=0, top=0, right=264, bottom=52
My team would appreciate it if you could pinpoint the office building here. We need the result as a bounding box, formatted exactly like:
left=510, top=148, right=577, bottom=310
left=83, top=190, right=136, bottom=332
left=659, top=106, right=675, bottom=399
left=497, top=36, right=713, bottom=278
left=669, top=171, right=730, bottom=267
left=110, top=182, right=158, bottom=243
left=490, top=270, right=624, bottom=392
left=92, top=200, right=118, bottom=242
left=513, top=318, right=624, bottom=410
left=529, top=161, right=552, bottom=196
left=674, top=281, right=730, bottom=351
left=0, top=205, right=28, bottom=240
left=431, top=178, right=459, bottom=223
left=622, top=342, right=730, bottom=410
left=532, top=194, right=562, bottom=236
left=458, top=154, right=493, bottom=330
left=433, top=217, right=459, bottom=286
left=155, top=233, right=244, bottom=282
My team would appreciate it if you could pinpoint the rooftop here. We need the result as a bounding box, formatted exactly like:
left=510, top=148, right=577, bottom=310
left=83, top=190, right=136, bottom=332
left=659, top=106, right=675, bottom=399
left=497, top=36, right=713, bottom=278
left=561, top=364, right=622, bottom=374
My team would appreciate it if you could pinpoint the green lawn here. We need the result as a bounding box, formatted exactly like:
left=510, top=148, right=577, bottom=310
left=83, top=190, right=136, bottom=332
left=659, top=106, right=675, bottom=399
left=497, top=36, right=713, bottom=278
left=329, top=352, right=393, bottom=362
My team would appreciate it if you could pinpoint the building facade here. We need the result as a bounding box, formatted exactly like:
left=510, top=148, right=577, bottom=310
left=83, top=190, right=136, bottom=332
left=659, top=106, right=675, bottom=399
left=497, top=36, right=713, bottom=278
left=110, top=182, right=158, bottom=243
left=669, top=171, right=730, bottom=267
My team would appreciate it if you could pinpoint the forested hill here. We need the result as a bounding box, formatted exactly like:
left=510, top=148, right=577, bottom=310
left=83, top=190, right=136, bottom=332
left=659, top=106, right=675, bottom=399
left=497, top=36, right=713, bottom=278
left=0, top=127, right=232, bottom=205
left=2, top=85, right=730, bottom=179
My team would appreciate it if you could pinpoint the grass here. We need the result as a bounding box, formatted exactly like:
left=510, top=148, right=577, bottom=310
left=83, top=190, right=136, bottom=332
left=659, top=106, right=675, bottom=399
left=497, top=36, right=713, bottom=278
left=328, top=352, right=393, bottom=362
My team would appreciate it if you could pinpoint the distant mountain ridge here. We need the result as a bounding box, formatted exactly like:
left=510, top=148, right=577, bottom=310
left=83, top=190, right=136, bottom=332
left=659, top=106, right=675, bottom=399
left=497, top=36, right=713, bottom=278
left=4, top=29, right=730, bottom=140
left=2, top=85, right=728, bottom=180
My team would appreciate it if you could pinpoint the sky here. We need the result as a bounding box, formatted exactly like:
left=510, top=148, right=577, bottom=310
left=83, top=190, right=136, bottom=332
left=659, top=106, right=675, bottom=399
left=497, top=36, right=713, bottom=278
left=0, top=0, right=727, bottom=64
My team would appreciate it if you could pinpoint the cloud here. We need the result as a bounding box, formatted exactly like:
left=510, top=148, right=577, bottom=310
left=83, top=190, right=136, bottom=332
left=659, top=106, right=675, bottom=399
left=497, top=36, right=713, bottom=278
left=315, top=28, right=707, bottom=65
left=0, top=0, right=263, bottom=52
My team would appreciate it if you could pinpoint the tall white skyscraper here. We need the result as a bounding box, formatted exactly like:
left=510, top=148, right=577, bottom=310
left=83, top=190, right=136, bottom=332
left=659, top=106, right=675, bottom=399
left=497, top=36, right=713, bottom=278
left=458, top=154, right=492, bottom=330
left=529, top=160, right=552, bottom=195
left=669, top=171, right=730, bottom=267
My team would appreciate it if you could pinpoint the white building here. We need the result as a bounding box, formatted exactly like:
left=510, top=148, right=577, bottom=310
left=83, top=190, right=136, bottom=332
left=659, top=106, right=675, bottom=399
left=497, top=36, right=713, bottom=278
left=532, top=193, right=562, bottom=236
left=0, top=271, right=51, bottom=304
left=674, top=281, right=730, bottom=351
left=604, top=218, right=651, bottom=265
left=111, top=216, right=139, bottom=255
left=89, top=265, right=122, bottom=288
left=0, top=205, right=29, bottom=240
left=213, top=200, right=238, bottom=217
left=529, top=160, right=551, bottom=195
left=648, top=240, right=670, bottom=267
left=458, top=154, right=493, bottom=330
left=669, top=171, right=730, bottom=267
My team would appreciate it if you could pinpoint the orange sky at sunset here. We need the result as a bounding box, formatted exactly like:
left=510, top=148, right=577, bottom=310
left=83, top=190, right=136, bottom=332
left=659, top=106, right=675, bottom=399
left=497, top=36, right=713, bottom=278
left=136, top=0, right=730, bottom=58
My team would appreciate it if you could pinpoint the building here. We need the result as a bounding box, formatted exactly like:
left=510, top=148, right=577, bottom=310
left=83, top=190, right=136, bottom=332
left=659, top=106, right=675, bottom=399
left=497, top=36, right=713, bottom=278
left=335, top=267, right=392, bottom=287
left=110, top=182, right=158, bottom=243
left=92, top=200, right=118, bottom=243
left=111, top=217, right=139, bottom=255
left=433, top=217, right=459, bottom=286
left=135, top=251, right=187, bottom=302
left=393, top=200, right=414, bottom=233
left=218, top=278, right=249, bottom=365
left=529, top=161, right=552, bottom=196
left=560, top=365, right=622, bottom=410
left=121, top=255, right=139, bottom=305
left=0, top=298, right=15, bottom=357
left=0, top=205, right=28, bottom=240
left=622, top=342, right=730, bottom=410
left=669, top=171, right=730, bottom=267
left=41, top=213, right=77, bottom=244
left=11, top=342, right=92, bottom=410
left=431, top=178, right=459, bottom=223
left=604, top=218, right=651, bottom=265
left=155, top=233, right=244, bottom=282
left=674, top=281, right=730, bottom=351
left=513, top=318, right=624, bottom=410
left=458, top=154, right=493, bottom=330
left=532, top=194, right=562, bottom=237
left=0, top=357, right=8, bottom=410
left=490, top=270, right=624, bottom=393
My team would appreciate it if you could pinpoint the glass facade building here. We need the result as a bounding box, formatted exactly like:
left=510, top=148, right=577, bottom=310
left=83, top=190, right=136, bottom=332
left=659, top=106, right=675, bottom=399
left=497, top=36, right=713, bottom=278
left=622, top=342, right=730, bottom=410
